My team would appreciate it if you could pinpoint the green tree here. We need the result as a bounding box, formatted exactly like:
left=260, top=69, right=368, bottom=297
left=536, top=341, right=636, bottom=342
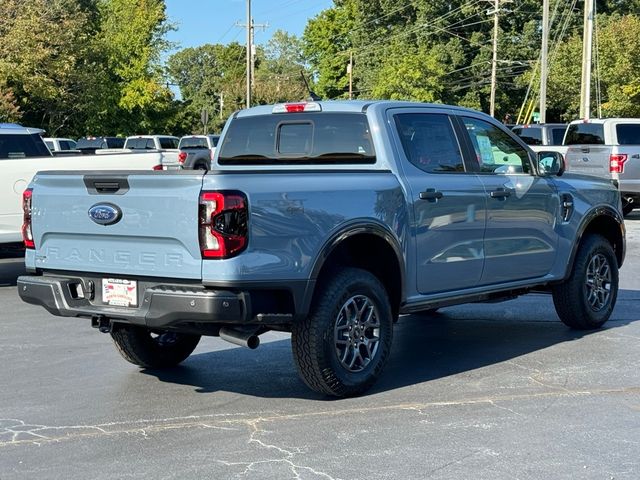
left=254, top=30, right=309, bottom=104
left=167, top=42, right=246, bottom=133
left=96, top=0, right=176, bottom=134
left=0, top=0, right=104, bottom=135
left=547, top=14, right=640, bottom=119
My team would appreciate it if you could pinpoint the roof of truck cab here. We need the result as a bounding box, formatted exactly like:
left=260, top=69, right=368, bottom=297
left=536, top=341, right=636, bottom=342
left=235, top=100, right=498, bottom=120
left=0, top=123, right=45, bottom=135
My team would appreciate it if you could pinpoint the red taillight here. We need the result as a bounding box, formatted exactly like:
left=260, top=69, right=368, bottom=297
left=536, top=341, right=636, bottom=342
left=152, top=164, right=163, bottom=171
left=199, top=191, right=248, bottom=259
left=178, top=151, right=187, bottom=164
left=22, top=188, right=34, bottom=249
left=610, top=154, right=628, bottom=174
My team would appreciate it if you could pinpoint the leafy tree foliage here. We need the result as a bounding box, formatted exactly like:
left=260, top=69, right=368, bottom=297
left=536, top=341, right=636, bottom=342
left=304, top=0, right=640, bottom=121
left=0, top=0, right=176, bottom=136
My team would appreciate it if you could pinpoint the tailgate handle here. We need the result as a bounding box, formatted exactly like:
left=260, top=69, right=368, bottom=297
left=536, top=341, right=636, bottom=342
left=581, top=147, right=590, bottom=153
left=84, top=176, right=130, bottom=195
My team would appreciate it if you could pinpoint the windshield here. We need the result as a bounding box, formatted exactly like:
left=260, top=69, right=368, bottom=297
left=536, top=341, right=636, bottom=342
left=218, top=113, right=375, bottom=165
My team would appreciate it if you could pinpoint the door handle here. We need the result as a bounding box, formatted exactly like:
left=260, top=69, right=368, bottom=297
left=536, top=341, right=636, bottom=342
left=489, top=188, right=511, bottom=199
left=419, top=189, right=444, bottom=202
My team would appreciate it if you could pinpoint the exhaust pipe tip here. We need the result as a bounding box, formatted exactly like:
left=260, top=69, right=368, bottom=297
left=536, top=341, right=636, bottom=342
left=219, top=327, right=261, bottom=349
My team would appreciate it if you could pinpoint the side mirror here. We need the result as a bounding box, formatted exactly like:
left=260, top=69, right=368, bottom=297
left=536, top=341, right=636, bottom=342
left=537, top=151, right=565, bottom=176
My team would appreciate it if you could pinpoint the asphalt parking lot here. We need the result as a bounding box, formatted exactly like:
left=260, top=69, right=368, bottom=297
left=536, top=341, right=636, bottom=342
left=1, top=214, right=639, bottom=479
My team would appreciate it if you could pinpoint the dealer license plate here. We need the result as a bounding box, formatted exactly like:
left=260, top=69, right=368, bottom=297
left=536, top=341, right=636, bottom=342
left=102, top=278, right=138, bottom=307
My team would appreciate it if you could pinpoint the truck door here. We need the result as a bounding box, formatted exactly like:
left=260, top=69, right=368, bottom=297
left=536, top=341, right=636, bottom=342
left=390, top=109, right=487, bottom=294
left=458, top=115, right=560, bottom=284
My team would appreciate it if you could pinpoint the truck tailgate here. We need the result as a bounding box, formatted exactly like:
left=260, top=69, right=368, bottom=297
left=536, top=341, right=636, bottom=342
left=31, top=172, right=204, bottom=279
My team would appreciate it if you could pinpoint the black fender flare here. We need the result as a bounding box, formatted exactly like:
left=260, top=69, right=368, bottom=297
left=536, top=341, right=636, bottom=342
left=565, top=205, right=625, bottom=278
left=298, top=220, right=406, bottom=319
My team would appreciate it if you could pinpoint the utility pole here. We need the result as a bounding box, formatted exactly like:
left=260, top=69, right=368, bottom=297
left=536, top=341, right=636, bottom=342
left=486, top=0, right=511, bottom=118
left=580, top=0, right=594, bottom=120
left=539, top=0, right=550, bottom=123
left=489, top=0, right=499, bottom=118
left=246, top=0, right=251, bottom=108
left=347, top=51, right=353, bottom=100
left=251, top=20, right=269, bottom=88
left=219, top=91, right=224, bottom=119
left=235, top=0, right=268, bottom=109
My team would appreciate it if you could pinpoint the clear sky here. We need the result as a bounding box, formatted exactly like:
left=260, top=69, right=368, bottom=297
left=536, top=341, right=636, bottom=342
left=164, top=0, right=334, bottom=52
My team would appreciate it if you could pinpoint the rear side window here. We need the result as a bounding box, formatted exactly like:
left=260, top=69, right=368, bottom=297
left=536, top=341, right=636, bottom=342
left=159, top=137, right=178, bottom=149
left=513, top=127, right=543, bottom=145
left=218, top=113, right=375, bottom=165
left=616, top=124, right=640, bottom=145
left=107, top=138, right=125, bottom=148
left=0, top=134, right=51, bottom=159
left=209, top=135, right=220, bottom=147
left=394, top=113, right=465, bottom=173
left=564, top=123, right=605, bottom=145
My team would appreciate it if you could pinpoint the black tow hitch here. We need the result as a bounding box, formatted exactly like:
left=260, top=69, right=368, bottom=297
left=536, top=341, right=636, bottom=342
left=91, top=315, right=112, bottom=333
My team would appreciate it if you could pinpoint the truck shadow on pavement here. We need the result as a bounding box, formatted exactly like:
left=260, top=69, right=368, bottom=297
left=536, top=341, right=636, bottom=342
left=143, top=291, right=638, bottom=400
left=0, top=254, right=26, bottom=287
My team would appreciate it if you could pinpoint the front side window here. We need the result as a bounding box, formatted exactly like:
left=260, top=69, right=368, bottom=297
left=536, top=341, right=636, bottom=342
left=462, top=117, right=530, bottom=174
left=394, top=113, right=465, bottom=173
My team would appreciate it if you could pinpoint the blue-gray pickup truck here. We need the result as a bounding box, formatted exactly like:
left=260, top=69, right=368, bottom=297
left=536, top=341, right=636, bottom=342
left=18, top=101, right=625, bottom=397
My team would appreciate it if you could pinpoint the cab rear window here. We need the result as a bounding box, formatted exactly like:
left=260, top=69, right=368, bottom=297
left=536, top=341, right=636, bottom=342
left=218, top=113, right=375, bottom=165
left=564, top=123, right=605, bottom=145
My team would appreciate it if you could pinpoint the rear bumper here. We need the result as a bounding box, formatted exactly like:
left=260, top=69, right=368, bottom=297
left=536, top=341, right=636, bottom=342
left=18, top=275, right=251, bottom=329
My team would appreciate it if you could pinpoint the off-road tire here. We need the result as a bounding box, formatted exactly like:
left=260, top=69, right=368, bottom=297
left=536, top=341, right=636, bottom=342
left=291, top=268, right=394, bottom=397
left=111, top=326, right=201, bottom=368
left=552, top=234, right=618, bottom=330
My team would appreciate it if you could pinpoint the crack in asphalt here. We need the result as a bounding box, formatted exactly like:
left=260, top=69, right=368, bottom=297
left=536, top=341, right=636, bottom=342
left=2, top=385, right=639, bottom=450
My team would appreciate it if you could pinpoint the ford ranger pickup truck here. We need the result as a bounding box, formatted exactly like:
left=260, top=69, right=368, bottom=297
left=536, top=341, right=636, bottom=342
left=17, top=101, right=626, bottom=397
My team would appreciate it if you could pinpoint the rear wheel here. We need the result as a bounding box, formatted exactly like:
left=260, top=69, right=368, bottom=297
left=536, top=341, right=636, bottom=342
left=291, top=268, right=394, bottom=397
left=111, top=326, right=201, bottom=368
left=194, top=163, right=208, bottom=171
left=552, top=234, right=618, bottom=329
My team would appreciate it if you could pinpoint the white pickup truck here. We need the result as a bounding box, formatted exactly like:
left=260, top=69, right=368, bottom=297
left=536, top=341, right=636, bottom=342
left=0, top=124, right=167, bottom=245
left=529, top=118, right=640, bottom=216
left=563, top=119, right=640, bottom=216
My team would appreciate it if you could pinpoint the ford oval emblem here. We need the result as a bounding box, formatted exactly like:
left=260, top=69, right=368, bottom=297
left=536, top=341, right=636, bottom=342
left=88, top=203, right=122, bottom=226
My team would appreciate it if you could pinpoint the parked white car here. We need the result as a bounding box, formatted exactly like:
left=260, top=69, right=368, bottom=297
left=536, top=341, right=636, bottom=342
left=0, top=124, right=168, bottom=245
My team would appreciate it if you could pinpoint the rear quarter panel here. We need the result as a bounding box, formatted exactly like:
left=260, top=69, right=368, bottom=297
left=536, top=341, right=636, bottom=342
left=200, top=171, right=408, bottom=284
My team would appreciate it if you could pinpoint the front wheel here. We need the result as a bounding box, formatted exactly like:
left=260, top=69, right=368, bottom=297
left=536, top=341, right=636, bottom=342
left=291, top=268, right=394, bottom=397
left=552, top=234, right=618, bottom=329
left=111, top=326, right=201, bottom=368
